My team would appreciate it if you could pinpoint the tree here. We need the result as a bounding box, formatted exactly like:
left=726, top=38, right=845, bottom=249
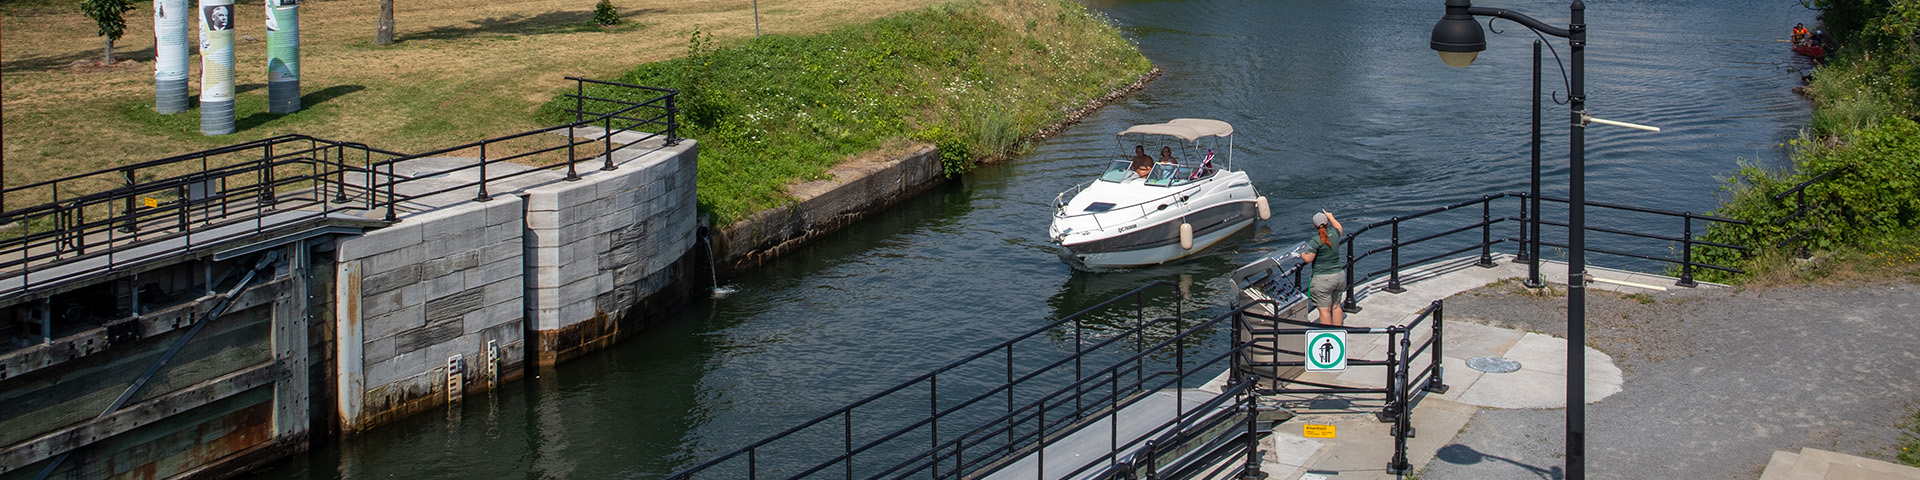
left=375, top=0, right=395, bottom=45
left=81, top=0, right=137, bottom=64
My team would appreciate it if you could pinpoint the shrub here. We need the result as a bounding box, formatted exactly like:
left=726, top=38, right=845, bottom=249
left=594, top=0, right=619, bottom=27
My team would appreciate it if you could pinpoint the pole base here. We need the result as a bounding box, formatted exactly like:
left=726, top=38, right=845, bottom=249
left=267, top=80, right=302, bottom=114
left=156, top=78, right=191, bottom=114
left=200, top=99, right=235, bottom=136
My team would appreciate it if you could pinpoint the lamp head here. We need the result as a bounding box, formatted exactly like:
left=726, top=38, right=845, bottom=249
left=1431, top=0, right=1486, bottom=67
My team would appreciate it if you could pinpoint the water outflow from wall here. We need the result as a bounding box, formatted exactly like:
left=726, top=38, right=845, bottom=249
left=698, top=234, right=737, bottom=298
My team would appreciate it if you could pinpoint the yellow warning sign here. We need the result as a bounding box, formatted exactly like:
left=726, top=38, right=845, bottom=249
left=143, top=197, right=159, bottom=208
left=1303, top=424, right=1335, bottom=438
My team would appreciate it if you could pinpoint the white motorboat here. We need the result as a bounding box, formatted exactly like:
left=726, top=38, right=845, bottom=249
left=1048, top=119, right=1270, bottom=268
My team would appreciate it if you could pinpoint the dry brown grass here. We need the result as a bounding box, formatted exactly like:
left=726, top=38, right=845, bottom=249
left=2, top=0, right=945, bottom=189
left=1729, top=240, right=1920, bottom=288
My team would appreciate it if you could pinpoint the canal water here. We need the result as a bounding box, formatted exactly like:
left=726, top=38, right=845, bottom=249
left=251, top=0, right=1814, bottom=478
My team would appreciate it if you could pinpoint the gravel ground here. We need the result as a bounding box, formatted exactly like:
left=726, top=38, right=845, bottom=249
left=1420, top=277, right=1920, bottom=480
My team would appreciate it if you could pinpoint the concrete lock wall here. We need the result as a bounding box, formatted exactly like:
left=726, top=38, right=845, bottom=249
left=523, top=144, right=700, bottom=366
left=714, top=145, right=941, bottom=273
left=332, top=142, right=699, bottom=432
left=333, top=196, right=528, bottom=432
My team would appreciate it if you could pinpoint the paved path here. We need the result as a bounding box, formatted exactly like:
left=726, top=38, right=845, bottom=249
left=1427, top=276, right=1920, bottom=479
left=1237, top=253, right=1920, bottom=479
left=1251, top=254, right=1654, bottom=480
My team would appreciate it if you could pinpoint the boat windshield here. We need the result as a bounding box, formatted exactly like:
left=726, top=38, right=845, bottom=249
left=1099, top=160, right=1135, bottom=183
left=1144, top=164, right=1208, bottom=187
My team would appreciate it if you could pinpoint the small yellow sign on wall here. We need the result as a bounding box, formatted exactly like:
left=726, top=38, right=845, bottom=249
left=1303, top=424, right=1335, bottom=438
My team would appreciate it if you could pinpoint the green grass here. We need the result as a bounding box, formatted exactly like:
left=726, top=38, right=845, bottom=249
left=1902, top=405, right=1920, bottom=466
left=543, top=0, right=1151, bottom=223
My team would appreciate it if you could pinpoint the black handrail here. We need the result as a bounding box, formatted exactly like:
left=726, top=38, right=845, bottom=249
left=665, top=282, right=1265, bottom=480
left=1519, top=193, right=1748, bottom=287
left=1333, top=192, right=1753, bottom=308
left=0, top=138, right=400, bottom=298
left=1234, top=298, right=1446, bottom=475
left=665, top=280, right=1177, bottom=478
left=0, top=78, right=679, bottom=300
left=1770, top=166, right=1846, bottom=254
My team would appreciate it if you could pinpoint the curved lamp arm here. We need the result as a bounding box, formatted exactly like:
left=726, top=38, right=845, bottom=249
left=1467, top=6, right=1570, bottom=38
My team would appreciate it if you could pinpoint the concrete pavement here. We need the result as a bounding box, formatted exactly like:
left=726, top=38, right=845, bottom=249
left=1238, top=253, right=1920, bottom=479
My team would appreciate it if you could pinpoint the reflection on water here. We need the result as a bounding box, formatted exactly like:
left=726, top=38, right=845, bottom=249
left=251, top=0, right=1814, bottom=478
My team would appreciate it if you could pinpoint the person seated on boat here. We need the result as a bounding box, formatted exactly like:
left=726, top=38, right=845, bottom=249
left=1811, top=30, right=1828, bottom=49
left=1159, top=146, right=1179, bottom=165
left=1792, top=23, right=1809, bottom=44
left=1130, top=145, right=1154, bottom=178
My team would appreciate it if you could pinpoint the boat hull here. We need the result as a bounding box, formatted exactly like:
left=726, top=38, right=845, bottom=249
left=1057, top=200, right=1258, bottom=268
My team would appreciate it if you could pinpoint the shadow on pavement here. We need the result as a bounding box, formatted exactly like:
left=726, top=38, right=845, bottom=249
left=1434, top=444, right=1564, bottom=480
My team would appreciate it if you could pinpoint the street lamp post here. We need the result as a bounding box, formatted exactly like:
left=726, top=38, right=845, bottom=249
left=1431, top=0, right=1588, bottom=477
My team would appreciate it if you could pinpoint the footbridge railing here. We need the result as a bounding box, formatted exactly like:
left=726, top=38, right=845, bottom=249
left=0, top=77, right=678, bottom=300
left=1336, top=192, right=1750, bottom=312
left=369, top=77, right=679, bottom=221
left=0, top=135, right=403, bottom=299
left=666, top=281, right=1269, bottom=480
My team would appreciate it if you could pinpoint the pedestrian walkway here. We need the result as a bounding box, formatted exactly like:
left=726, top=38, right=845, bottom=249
left=1243, top=253, right=1714, bottom=479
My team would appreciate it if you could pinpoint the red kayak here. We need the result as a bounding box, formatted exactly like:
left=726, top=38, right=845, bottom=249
left=1793, top=43, right=1827, bottom=58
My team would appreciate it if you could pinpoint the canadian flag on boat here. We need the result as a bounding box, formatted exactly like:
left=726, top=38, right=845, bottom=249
left=1191, top=148, right=1214, bottom=179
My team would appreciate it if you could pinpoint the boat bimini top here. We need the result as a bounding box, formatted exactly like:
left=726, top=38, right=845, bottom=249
left=1116, top=118, right=1236, bottom=170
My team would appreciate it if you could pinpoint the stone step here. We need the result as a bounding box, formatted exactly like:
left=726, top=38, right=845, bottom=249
left=1757, top=450, right=1798, bottom=480
left=1761, top=447, right=1920, bottom=480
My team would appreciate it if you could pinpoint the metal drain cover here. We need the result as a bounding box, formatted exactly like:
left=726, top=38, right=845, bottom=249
left=1467, top=356, right=1522, bottom=373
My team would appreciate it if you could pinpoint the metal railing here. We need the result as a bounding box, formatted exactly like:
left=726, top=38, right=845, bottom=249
left=1515, top=194, right=1748, bottom=288
left=370, top=77, right=679, bottom=221
left=0, top=135, right=402, bottom=297
left=666, top=281, right=1265, bottom=480
left=1336, top=192, right=1751, bottom=311
left=0, top=78, right=679, bottom=299
left=1236, top=299, right=1446, bottom=475
left=1770, top=166, right=1847, bottom=254
left=1052, top=179, right=1205, bottom=234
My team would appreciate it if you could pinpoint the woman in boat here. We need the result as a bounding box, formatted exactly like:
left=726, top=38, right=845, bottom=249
left=1299, top=210, right=1347, bottom=326
left=1159, top=146, right=1179, bottom=165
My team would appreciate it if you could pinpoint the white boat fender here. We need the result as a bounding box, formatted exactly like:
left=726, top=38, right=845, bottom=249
left=1256, top=196, right=1272, bottom=220
left=1180, top=223, right=1194, bottom=250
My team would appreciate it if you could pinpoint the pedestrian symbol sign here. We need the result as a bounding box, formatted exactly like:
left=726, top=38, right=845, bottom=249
left=1306, top=330, right=1346, bottom=372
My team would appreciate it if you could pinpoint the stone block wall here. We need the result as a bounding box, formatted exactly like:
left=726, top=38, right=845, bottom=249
left=524, top=143, right=700, bottom=366
left=328, top=140, right=699, bottom=432
left=714, top=144, right=942, bottom=273
left=333, top=196, right=527, bottom=432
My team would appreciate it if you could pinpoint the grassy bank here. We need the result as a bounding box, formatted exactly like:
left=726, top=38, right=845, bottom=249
left=2, top=0, right=950, bottom=192
left=543, top=0, right=1152, bottom=223
left=1693, top=1, right=1920, bottom=287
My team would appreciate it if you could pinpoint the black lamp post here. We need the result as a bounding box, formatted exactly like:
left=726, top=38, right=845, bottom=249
left=1432, top=0, right=1589, bottom=477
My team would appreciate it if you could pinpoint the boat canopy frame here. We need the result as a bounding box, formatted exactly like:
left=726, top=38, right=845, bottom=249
left=1114, top=118, right=1237, bottom=170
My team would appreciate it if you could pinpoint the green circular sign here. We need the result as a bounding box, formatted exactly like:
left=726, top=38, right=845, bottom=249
left=1308, top=331, right=1346, bottom=370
